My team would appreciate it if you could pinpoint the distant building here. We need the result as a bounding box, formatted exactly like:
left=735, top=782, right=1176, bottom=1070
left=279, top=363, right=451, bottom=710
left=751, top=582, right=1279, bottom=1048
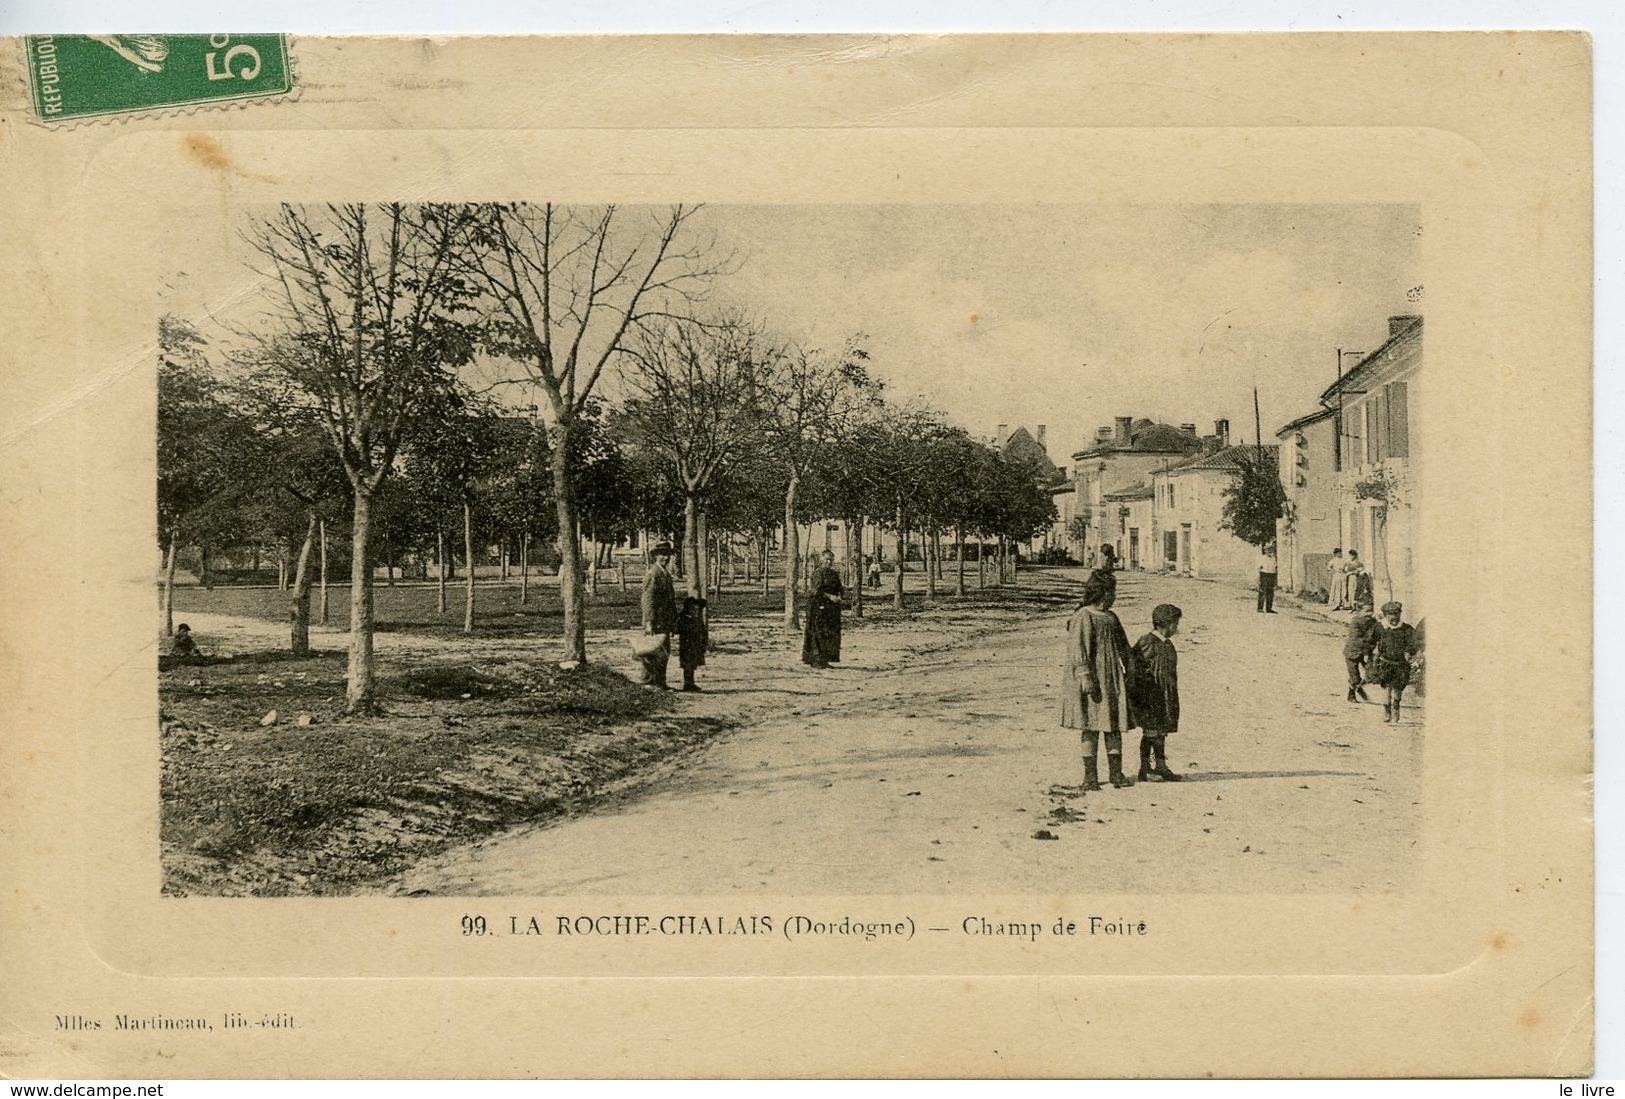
left=1066, top=416, right=1207, bottom=565
left=1102, top=480, right=1154, bottom=569
left=1274, top=407, right=1339, bottom=598
left=1150, top=443, right=1280, bottom=586
left=994, top=423, right=1067, bottom=556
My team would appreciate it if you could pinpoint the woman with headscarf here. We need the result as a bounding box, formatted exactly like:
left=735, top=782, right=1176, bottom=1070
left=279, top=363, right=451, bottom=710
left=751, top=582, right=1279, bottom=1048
left=1059, top=569, right=1136, bottom=789
left=802, top=549, right=844, bottom=669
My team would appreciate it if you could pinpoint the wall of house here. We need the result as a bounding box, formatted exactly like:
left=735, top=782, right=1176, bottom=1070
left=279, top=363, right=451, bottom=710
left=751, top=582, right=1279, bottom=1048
left=1073, top=452, right=1186, bottom=561
left=1277, top=414, right=1340, bottom=594
left=1332, top=341, right=1420, bottom=617
left=1151, top=468, right=1262, bottom=586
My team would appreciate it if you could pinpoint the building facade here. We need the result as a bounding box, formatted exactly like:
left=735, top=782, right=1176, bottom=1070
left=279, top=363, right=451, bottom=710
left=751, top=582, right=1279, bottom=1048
left=1150, top=443, right=1280, bottom=587
left=1321, top=315, right=1422, bottom=615
left=1065, top=416, right=1208, bottom=566
left=1273, top=407, right=1339, bottom=598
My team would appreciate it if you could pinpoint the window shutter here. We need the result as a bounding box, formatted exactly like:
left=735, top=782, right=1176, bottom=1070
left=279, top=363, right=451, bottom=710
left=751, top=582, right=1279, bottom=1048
left=1388, top=382, right=1409, bottom=458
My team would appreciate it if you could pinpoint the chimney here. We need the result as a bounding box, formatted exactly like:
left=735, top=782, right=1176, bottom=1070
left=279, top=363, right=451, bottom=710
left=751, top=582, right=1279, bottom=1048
left=1096, top=425, right=1114, bottom=444
left=1214, top=419, right=1230, bottom=448
left=995, top=423, right=1008, bottom=446
left=1389, top=314, right=1422, bottom=338
left=1036, top=424, right=1047, bottom=447
left=1180, top=423, right=1197, bottom=436
left=1114, top=416, right=1133, bottom=446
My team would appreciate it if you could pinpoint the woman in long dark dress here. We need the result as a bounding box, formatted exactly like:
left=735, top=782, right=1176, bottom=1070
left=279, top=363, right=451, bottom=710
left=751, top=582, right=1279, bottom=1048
left=802, top=550, right=844, bottom=668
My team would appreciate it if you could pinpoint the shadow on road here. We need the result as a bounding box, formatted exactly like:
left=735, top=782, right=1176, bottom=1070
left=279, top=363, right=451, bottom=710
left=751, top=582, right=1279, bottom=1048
left=1178, top=769, right=1365, bottom=782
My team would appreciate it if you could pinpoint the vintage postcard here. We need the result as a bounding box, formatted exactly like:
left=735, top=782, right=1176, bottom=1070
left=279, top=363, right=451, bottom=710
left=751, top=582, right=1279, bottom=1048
left=0, top=34, right=1593, bottom=1078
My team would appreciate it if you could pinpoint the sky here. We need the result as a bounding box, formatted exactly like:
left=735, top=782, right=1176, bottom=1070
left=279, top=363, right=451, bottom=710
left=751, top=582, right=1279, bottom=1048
left=167, top=201, right=1421, bottom=465
left=694, top=203, right=1422, bottom=461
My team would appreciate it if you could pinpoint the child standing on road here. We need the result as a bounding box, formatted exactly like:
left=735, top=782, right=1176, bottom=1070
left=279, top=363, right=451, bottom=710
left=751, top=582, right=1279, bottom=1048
left=1059, top=571, right=1135, bottom=790
left=677, top=595, right=709, bottom=693
left=1131, top=604, right=1184, bottom=782
left=1367, top=601, right=1421, bottom=722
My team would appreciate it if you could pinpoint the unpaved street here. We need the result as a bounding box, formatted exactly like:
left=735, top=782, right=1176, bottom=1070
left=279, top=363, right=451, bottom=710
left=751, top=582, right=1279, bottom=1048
left=396, top=569, right=1423, bottom=896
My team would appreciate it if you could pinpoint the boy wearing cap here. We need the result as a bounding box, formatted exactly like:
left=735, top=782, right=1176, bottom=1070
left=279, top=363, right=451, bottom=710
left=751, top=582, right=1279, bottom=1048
left=1366, top=601, right=1420, bottom=722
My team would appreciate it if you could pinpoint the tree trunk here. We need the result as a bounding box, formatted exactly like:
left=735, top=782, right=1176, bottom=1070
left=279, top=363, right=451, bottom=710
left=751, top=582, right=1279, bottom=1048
left=345, top=487, right=377, bottom=714
left=551, top=427, right=587, bottom=665
left=956, top=524, right=967, bottom=596
left=290, top=511, right=317, bottom=657
left=924, top=524, right=938, bottom=601
left=162, top=532, right=177, bottom=637
left=893, top=499, right=906, bottom=611
left=760, top=531, right=771, bottom=597
left=782, top=474, right=800, bottom=627
left=199, top=544, right=211, bottom=590
left=437, top=529, right=448, bottom=613
left=520, top=532, right=530, bottom=605
left=463, top=500, right=476, bottom=634
left=1008, top=538, right=1019, bottom=587
left=319, top=520, right=330, bottom=625
left=978, top=538, right=987, bottom=589
left=683, top=494, right=703, bottom=599
left=850, top=517, right=865, bottom=620
left=618, top=560, right=627, bottom=592
left=278, top=550, right=288, bottom=592
left=501, top=541, right=510, bottom=581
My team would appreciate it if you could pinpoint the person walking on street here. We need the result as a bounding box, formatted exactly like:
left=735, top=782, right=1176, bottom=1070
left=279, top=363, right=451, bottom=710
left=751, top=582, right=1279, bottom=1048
left=1131, top=603, right=1184, bottom=782
left=1342, top=603, right=1379, bottom=703
left=1059, top=570, right=1135, bottom=790
left=638, top=542, right=679, bottom=689
left=1367, top=601, right=1421, bottom=723
left=802, top=549, right=844, bottom=669
left=1257, top=543, right=1278, bottom=613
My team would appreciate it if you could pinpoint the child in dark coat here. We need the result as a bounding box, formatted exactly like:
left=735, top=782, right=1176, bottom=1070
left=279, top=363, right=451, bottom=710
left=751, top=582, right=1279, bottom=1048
left=1131, top=604, right=1183, bottom=782
left=1368, top=601, right=1420, bottom=722
left=1342, top=604, right=1379, bottom=703
left=676, top=596, right=708, bottom=692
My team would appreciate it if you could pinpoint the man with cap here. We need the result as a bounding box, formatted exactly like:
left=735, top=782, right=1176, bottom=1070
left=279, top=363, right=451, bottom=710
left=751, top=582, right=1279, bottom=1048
left=639, top=542, right=679, bottom=689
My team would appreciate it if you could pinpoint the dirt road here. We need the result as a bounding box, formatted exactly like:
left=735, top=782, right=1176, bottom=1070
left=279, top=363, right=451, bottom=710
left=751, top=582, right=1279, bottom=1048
left=396, top=569, right=1423, bottom=896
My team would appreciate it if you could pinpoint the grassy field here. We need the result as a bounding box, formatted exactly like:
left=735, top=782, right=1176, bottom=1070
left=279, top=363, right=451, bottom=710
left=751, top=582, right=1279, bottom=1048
left=169, top=574, right=1062, bottom=641
left=159, top=570, right=1077, bottom=895
left=160, top=648, right=730, bottom=896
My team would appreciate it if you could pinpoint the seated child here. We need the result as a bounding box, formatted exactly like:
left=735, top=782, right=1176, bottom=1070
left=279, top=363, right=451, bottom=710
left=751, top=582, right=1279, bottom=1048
left=169, top=623, right=200, bottom=660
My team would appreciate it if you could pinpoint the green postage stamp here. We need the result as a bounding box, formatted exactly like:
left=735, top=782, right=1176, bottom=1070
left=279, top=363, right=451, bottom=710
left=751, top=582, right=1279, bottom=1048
left=25, top=35, right=294, bottom=124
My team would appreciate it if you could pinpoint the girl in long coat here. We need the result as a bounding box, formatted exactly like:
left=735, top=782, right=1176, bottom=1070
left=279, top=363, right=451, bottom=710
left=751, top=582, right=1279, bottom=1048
left=1060, top=570, right=1135, bottom=789
left=802, top=550, right=844, bottom=669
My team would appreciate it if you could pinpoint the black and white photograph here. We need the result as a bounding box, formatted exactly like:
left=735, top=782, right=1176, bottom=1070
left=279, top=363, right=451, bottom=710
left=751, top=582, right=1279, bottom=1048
left=156, top=201, right=1426, bottom=898
left=0, top=30, right=1595, bottom=1082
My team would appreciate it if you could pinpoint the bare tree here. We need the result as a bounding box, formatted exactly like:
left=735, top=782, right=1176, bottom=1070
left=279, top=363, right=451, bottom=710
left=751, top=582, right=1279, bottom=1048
left=617, top=316, right=776, bottom=597
left=244, top=203, right=478, bottom=713
left=756, top=338, right=875, bottom=628
left=470, top=204, right=725, bottom=664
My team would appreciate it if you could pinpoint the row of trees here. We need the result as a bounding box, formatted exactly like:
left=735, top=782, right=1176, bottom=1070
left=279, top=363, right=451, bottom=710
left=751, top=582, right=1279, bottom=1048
left=159, top=203, right=1057, bottom=714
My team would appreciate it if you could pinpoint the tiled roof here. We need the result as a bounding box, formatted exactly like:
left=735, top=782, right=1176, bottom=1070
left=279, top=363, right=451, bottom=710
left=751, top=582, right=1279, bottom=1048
left=1071, top=422, right=1204, bottom=459
left=1274, top=407, right=1336, bottom=437
left=1104, top=480, right=1153, bottom=500
left=1167, top=443, right=1279, bottom=473
left=1320, top=316, right=1422, bottom=402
